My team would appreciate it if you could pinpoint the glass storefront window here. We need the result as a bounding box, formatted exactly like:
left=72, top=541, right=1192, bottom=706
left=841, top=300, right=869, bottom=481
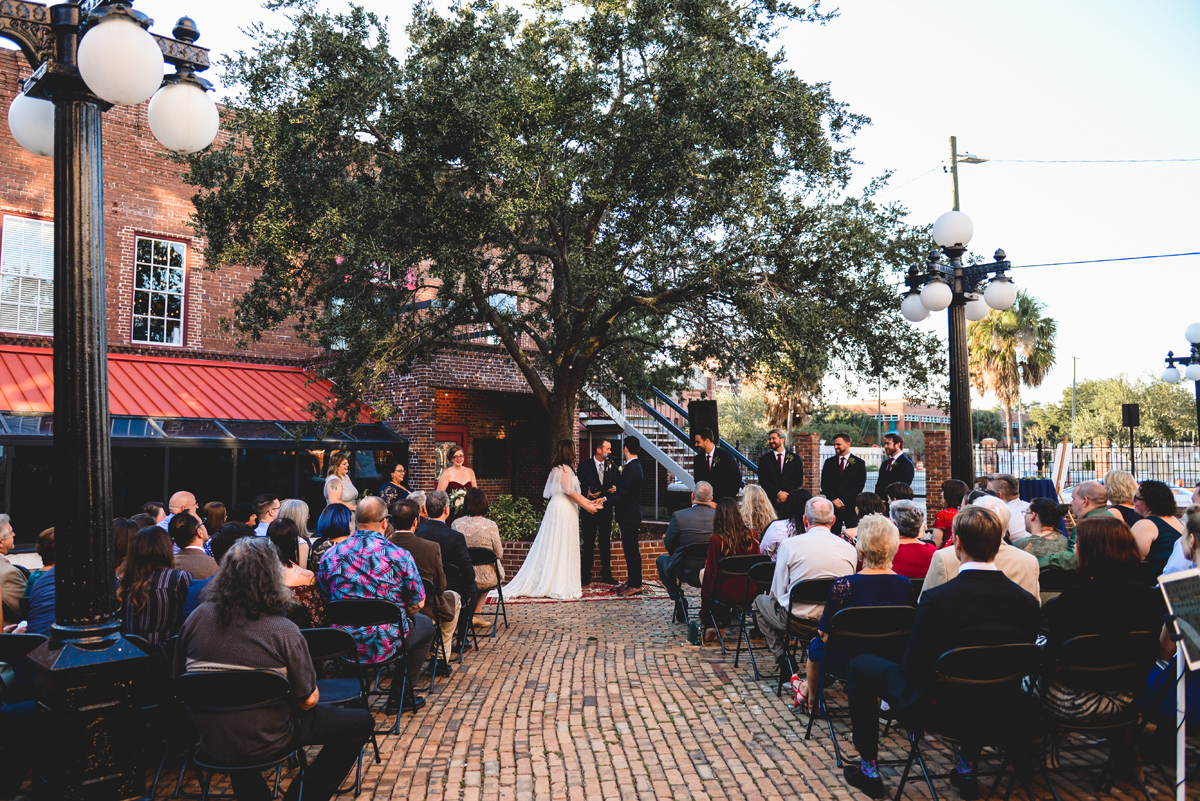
left=236, top=449, right=297, bottom=507
left=10, top=446, right=53, bottom=545
left=112, top=447, right=166, bottom=517
left=170, top=448, right=235, bottom=511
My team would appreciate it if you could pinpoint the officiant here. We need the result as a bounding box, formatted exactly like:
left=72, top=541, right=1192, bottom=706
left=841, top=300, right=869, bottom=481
left=579, top=439, right=618, bottom=585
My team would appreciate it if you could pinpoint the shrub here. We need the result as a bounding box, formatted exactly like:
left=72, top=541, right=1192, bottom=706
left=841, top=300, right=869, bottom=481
left=491, top=494, right=541, bottom=542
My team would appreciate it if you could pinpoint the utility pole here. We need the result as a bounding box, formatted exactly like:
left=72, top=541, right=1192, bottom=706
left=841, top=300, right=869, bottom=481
left=950, top=135, right=961, bottom=211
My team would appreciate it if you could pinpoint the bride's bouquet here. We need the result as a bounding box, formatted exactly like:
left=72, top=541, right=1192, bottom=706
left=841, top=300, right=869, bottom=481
left=448, top=487, right=467, bottom=517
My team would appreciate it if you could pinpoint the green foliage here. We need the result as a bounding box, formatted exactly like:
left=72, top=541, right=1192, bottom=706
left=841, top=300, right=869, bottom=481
left=185, top=0, right=947, bottom=442
left=490, top=494, right=542, bottom=542
left=799, top=406, right=878, bottom=445
left=972, top=409, right=1004, bottom=442
left=1027, top=375, right=1197, bottom=445
left=716, top=386, right=771, bottom=451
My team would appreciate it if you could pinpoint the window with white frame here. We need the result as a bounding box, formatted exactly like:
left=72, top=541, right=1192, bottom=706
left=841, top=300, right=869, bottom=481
left=132, top=236, right=186, bottom=345
left=0, top=215, right=54, bottom=335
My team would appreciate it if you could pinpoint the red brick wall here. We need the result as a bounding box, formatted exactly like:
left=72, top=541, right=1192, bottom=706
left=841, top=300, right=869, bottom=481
left=0, top=49, right=314, bottom=363
left=795, top=432, right=821, bottom=495
left=924, top=430, right=950, bottom=522
left=499, top=537, right=668, bottom=585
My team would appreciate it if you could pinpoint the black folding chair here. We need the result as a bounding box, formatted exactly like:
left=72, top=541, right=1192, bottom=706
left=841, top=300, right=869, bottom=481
left=705, top=553, right=771, bottom=678
left=0, top=632, right=45, bottom=700
left=174, top=670, right=307, bottom=801
left=1042, top=630, right=1159, bottom=801
left=669, top=542, right=710, bottom=624
left=1038, top=567, right=1083, bottom=594
left=443, top=564, right=479, bottom=661
left=300, top=627, right=382, bottom=796
left=324, top=599, right=414, bottom=733
left=894, top=643, right=1045, bottom=801
left=908, top=578, right=924, bottom=605
left=775, top=577, right=838, bottom=697
left=803, top=605, right=916, bottom=768
left=419, top=578, right=449, bottom=691
left=467, top=547, right=508, bottom=635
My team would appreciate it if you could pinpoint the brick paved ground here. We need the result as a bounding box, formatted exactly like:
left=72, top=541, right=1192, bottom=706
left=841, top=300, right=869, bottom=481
left=155, top=589, right=1192, bottom=800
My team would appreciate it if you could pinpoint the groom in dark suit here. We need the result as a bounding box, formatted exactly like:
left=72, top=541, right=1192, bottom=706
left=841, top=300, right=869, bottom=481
left=612, top=437, right=645, bottom=596
left=874, top=432, right=915, bottom=502
left=757, top=427, right=804, bottom=516
left=578, top=439, right=618, bottom=585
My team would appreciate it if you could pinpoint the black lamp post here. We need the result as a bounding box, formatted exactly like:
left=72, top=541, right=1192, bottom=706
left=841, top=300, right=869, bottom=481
left=898, top=211, right=1017, bottom=485
left=1160, top=323, right=1200, bottom=440
left=0, top=2, right=216, bottom=797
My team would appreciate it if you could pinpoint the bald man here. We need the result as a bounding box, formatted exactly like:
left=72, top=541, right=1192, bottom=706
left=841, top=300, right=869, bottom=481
left=1070, top=480, right=1109, bottom=522
left=157, top=490, right=198, bottom=531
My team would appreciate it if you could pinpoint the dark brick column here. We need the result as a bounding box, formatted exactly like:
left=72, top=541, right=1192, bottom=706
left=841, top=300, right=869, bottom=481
left=794, top=432, right=821, bottom=496
left=924, top=430, right=951, bottom=524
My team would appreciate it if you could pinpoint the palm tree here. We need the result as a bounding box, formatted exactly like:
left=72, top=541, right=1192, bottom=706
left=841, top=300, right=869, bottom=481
left=968, top=290, right=1057, bottom=447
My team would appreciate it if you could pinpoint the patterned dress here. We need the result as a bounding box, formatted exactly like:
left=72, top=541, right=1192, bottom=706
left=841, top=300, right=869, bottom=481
left=317, top=530, right=425, bottom=664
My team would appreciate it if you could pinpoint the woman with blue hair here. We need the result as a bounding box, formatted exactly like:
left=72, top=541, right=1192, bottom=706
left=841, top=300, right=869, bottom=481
left=307, top=503, right=354, bottom=572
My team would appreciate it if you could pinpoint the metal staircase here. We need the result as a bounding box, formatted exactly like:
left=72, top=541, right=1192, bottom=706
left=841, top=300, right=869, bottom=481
left=583, top=386, right=760, bottom=494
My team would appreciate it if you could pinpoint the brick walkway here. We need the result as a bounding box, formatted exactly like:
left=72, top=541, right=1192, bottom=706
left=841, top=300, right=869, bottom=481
left=157, top=589, right=1188, bottom=800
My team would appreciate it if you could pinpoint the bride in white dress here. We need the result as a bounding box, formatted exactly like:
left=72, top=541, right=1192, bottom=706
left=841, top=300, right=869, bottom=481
left=502, top=440, right=605, bottom=600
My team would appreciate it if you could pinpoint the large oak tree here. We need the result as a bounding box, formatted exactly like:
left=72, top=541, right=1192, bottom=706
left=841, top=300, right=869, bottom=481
left=185, top=0, right=945, bottom=445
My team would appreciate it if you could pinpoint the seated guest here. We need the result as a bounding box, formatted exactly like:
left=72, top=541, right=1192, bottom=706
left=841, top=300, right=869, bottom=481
left=1012, top=498, right=1070, bottom=557
left=254, top=494, right=281, bottom=537
left=184, top=522, right=256, bottom=616
left=393, top=499, right=458, bottom=675
left=989, top=473, right=1029, bottom=540
left=229, top=502, right=257, bottom=527
left=452, top=488, right=505, bottom=629
left=922, top=495, right=1040, bottom=601
left=279, top=499, right=312, bottom=568
left=308, top=504, right=354, bottom=572
left=378, top=461, right=411, bottom=507
left=886, top=483, right=915, bottom=503
left=1104, top=470, right=1142, bottom=526
left=1033, top=516, right=1164, bottom=766
left=269, top=518, right=324, bottom=628
left=200, top=501, right=227, bottom=539
left=118, top=527, right=192, bottom=653
left=794, top=515, right=912, bottom=711
left=142, top=501, right=166, bottom=525
left=656, top=482, right=716, bottom=600
left=843, top=505, right=1042, bottom=799
left=752, top=497, right=856, bottom=672
left=157, top=491, right=198, bottom=531
left=175, top=537, right=373, bottom=801
left=741, top=484, right=777, bottom=538
left=0, top=515, right=26, bottom=625
left=930, top=479, right=969, bottom=548
left=889, top=500, right=936, bottom=579
left=113, top=518, right=138, bottom=576
left=417, top=490, right=477, bottom=642
left=1070, top=480, right=1109, bottom=524
left=318, top=496, right=434, bottom=714
left=408, top=491, right=428, bottom=524
left=700, top=498, right=762, bottom=645
left=844, top=493, right=886, bottom=542
left=170, top=512, right=218, bottom=580
left=759, top=495, right=803, bottom=562
left=1130, top=479, right=1183, bottom=575
left=131, top=513, right=157, bottom=531
left=1162, top=504, right=1200, bottom=576
left=26, top=528, right=56, bottom=636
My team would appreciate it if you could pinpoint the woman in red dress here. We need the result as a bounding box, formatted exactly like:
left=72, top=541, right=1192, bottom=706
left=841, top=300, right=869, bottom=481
left=700, top=498, right=761, bottom=644
left=436, top=444, right=477, bottom=524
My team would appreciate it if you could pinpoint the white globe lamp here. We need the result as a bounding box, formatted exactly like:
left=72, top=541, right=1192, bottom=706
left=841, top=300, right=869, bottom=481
left=932, top=211, right=974, bottom=250
left=77, top=13, right=165, bottom=106
left=8, top=92, right=55, bottom=157
left=1186, top=363, right=1200, bottom=382
left=148, top=80, right=219, bottom=153
left=1163, top=366, right=1181, bottom=384
left=984, top=276, right=1017, bottom=310
left=919, top=280, right=953, bottom=312
left=964, top=296, right=990, bottom=322
left=1185, top=323, right=1200, bottom=345
left=901, top=292, right=929, bottom=322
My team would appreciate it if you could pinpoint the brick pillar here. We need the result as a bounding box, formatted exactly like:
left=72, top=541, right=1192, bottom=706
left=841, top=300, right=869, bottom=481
left=794, top=432, right=821, bottom=496
left=384, top=381, right=437, bottom=489
left=924, top=430, right=951, bottom=523
left=1093, top=438, right=1110, bottom=480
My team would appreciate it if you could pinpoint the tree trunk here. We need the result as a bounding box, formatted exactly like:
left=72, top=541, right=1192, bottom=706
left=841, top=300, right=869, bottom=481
left=545, top=385, right=580, bottom=459
left=1003, top=402, right=1012, bottom=448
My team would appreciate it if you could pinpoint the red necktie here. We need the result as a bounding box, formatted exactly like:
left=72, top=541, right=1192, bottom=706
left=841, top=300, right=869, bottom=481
left=778, top=453, right=783, bottom=473
left=840, top=456, right=846, bottom=473
left=708, top=453, right=713, bottom=471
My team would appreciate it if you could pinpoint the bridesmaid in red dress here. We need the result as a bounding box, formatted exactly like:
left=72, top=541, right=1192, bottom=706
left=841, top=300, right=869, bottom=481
left=437, top=444, right=477, bottom=524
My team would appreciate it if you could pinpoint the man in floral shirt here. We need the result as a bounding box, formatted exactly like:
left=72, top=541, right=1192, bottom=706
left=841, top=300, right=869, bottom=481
left=318, top=496, right=434, bottom=714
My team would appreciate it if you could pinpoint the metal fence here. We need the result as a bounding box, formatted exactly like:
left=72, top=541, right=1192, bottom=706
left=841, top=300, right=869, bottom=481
left=736, top=443, right=927, bottom=499
left=975, top=443, right=1200, bottom=488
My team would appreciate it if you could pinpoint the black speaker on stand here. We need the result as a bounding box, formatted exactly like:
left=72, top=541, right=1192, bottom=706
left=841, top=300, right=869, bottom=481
left=688, top=400, right=720, bottom=445
left=1122, top=403, right=1140, bottom=477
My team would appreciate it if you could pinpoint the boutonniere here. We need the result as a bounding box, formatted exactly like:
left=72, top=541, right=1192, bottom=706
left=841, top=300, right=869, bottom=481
left=848, top=456, right=859, bottom=464
left=784, top=453, right=795, bottom=464
left=711, top=452, right=722, bottom=466
left=618, top=463, right=624, bottom=473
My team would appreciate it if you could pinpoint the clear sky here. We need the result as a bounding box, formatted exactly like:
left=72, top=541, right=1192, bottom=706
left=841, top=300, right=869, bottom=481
left=30, top=0, right=1200, bottom=411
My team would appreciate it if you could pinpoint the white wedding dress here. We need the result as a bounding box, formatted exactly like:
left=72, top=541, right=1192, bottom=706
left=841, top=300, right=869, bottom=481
left=501, top=464, right=583, bottom=600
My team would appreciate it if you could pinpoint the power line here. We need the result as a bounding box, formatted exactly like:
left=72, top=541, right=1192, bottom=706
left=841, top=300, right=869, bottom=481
left=877, top=165, right=941, bottom=197
left=989, top=158, right=1200, bottom=164
left=1010, top=252, right=1200, bottom=269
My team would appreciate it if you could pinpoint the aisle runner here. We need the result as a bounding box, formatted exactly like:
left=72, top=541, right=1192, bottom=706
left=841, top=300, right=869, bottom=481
left=486, top=582, right=670, bottom=605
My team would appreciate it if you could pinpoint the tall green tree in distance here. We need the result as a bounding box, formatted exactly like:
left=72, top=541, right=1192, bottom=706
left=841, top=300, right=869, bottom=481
left=967, top=290, right=1057, bottom=447
left=1028, top=376, right=1197, bottom=445
left=185, top=0, right=946, bottom=445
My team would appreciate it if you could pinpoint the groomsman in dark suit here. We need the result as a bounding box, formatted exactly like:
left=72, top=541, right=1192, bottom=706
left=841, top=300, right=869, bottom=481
left=612, top=437, right=645, bottom=596
left=692, top=427, right=743, bottom=502
left=757, top=428, right=804, bottom=515
left=578, top=439, right=618, bottom=585
left=820, top=432, right=867, bottom=535
left=874, top=432, right=915, bottom=502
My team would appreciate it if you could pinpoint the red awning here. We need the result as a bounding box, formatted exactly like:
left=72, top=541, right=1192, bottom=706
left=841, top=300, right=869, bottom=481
left=0, top=345, right=345, bottom=422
